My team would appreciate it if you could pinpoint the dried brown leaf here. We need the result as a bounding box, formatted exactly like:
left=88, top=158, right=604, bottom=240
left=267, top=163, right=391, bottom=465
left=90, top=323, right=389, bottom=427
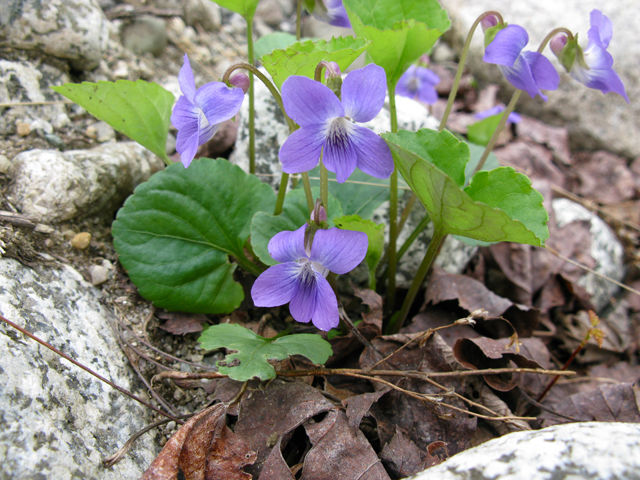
left=156, top=311, right=207, bottom=335
left=379, top=428, right=429, bottom=477
left=516, top=116, right=571, bottom=165
left=205, top=421, right=256, bottom=480
left=258, top=437, right=296, bottom=480
left=574, top=151, right=636, bottom=204
left=343, top=389, right=390, bottom=430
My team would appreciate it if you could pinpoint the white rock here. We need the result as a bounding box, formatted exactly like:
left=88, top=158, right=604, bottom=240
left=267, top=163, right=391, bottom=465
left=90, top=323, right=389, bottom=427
left=30, top=117, right=54, bottom=135
left=0, top=60, right=70, bottom=136
left=8, top=142, right=165, bottom=223
left=89, top=264, right=110, bottom=285
left=439, top=0, right=640, bottom=158
left=184, top=0, right=222, bottom=32
left=0, top=258, right=159, bottom=479
left=406, top=422, right=640, bottom=480
left=552, top=198, right=625, bottom=310
left=91, top=120, right=116, bottom=143
left=0, top=154, right=13, bottom=176
left=51, top=112, right=71, bottom=130
left=0, top=0, right=110, bottom=70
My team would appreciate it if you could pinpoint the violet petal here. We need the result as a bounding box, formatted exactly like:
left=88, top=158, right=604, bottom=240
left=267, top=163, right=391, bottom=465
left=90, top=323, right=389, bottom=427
left=522, top=51, right=559, bottom=92
left=268, top=225, right=308, bottom=263
left=309, top=274, right=340, bottom=331
left=178, top=54, right=197, bottom=102
left=350, top=125, right=394, bottom=180
left=310, top=228, right=368, bottom=275
left=322, top=119, right=358, bottom=183
left=484, top=25, right=529, bottom=67
left=195, top=82, right=245, bottom=127
left=282, top=76, right=343, bottom=127
left=279, top=124, right=327, bottom=174
left=341, top=64, right=386, bottom=123
left=251, top=263, right=301, bottom=307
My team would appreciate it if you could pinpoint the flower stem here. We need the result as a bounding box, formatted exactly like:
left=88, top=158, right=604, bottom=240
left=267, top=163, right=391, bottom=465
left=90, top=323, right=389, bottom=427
left=246, top=17, right=256, bottom=175
left=474, top=89, right=521, bottom=174
left=438, top=11, right=504, bottom=132
left=274, top=172, right=290, bottom=215
left=296, top=0, right=302, bottom=40
left=388, top=228, right=445, bottom=334
left=222, top=63, right=296, bottom=132
left=320, top=150, right=329, bottom=211
left=386, top=81, right=399, bottom=314
left=301, top=172, right=314, bottom=213
left=538, top=27, right=574, bottom=53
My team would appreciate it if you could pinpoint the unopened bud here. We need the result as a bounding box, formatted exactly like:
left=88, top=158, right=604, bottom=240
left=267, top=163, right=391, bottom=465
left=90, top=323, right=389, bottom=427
left=550, top=33, right=568, bottom=58
left=324, top=61, right=341, bottom=80
left=229, top=73, right=250, bottom=94
left=480, top=14, right=498, bottom=33
left=311, top=199, right=328, bottom=224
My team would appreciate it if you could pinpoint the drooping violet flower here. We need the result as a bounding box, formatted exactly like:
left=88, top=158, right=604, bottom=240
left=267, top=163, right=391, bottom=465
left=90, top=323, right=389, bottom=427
left=312, top=0, right=351, bottom=28
left=550, top=10, right=628, bottom=103
left=251, top=224, right=367, bottom=331
left=279, top=64, right=393, bottom=183
left=474, top=105, right=522, bottom=124
left=396, top=65, right=441, bottom=105
left=170, top=54, right=245, bottom=168
left=483, top=25, right=560, bottom=101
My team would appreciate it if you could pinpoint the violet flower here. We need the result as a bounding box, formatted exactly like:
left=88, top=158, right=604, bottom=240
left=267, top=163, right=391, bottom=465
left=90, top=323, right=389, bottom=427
left=484, top=25, right=559, bottom=101
left=170, top=54, right=245, bottom=168
left=313, top=0, right=351, bottom=28
left=550, top=10, right=628, bottom=103
left=474, top=105, right=522, bottom=124
left=396, top=65, right=441, bottom=104
left=279, top=64, right=393, bottom=183
left=251, top=224, right=368, bottom=331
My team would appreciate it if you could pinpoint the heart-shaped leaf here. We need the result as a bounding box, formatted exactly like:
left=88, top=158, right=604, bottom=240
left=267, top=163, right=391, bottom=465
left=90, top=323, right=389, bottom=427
left=261, top=36, right=370, bottom=90
left=467, top=112, right=505, bottom=146
left=250, top=188, right=343, bottom=266
left=334, top=215, right=385, bottom=288
left=383, top=129, right=549, bottom=246
left=52, top=80, right=174, bottom=163
left=344, top=0, right=450, bottom=86
left=112, top=158, right=276, bottom=313
left=198, top=323, right=333, bottom=381
left=255, top=31, right=298, bottom=59
left=211, top=0, right=260, bottom=19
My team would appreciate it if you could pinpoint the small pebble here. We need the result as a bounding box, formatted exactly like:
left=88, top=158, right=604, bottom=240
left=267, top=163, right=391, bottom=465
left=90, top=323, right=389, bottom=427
left=16, top=122, right=31, bottom=136
left=93, top=121, right=116, bottom=143
left=85, top=125, right=97, bottom=139
left=89, top=265, right=109, bottom=285
left=0, top=155, right=13, bottom=176
left=51, top=113, right=71, bottom=130
left=31, top=118, right=53, bottom=135
left=71, top=232, right=92, bottom=249
left=102, top=259, right=114, bottom=270
left=44, top=133, right=65, bottom=149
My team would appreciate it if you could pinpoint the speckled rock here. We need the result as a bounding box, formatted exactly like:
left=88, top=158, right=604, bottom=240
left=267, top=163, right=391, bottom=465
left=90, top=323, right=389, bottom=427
left=0, top=60, right=70, bottom=136
left=439, top=0, right=639, bottom=159
left=0, top=258, right=159, bottom=479
left=552, top=198, right=625, bottom=310
left=0, top=0, right=110, bottom=70
left=8, top=142, right=165, bottom=223
left=406, top=422, right=640, bottom=480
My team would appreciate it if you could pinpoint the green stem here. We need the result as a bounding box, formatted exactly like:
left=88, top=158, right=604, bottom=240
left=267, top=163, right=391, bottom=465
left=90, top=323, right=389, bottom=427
left=438, top=11, right=504, bottom=132
left=246, top=17, right=256, bottom=175
left=296, top=0, right=302, bottom=40
left=474, top=89, right=521, bottom=174
left=386, top=81, right=399, bottom=313
left=538, top=27, right=574, bottom=53
left=274, top=172, right=290, bottom=215
left=319, top=151, right=328, bottom=211
left=389, top=229, right=446, bottom=334
left=397, top=214, right=430, bottom=264
left=222, top=63, right=296, bottom=132
left=301, top=172, right=314, bottom=214
left=236, top=252, right=264, bottom=276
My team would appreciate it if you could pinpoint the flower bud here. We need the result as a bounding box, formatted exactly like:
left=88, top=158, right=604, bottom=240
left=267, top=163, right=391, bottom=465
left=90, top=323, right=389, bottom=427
left=480, top=14, right=498, bottom=33
left=550, top=33, right=568, bottom=58
left=229, top=73, right=250, bottom=94
left=323, top=61, right=343, bottom=100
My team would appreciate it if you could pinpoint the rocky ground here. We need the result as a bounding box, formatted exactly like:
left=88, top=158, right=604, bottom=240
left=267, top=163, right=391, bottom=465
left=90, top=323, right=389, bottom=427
left=1, top=0, right=640, bottom=479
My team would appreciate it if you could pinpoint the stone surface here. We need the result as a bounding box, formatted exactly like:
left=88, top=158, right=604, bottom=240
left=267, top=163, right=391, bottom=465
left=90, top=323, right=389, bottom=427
left=439, top=0, right=639, bottom=159
left=0, top=258, right=159, bottom=479
left=0, top=0, right=110, bottom=70
left=0, top=60, right=70, bottom=136
left=7, top=142, right=165, bottom=223
left=121, top=15, right=168, bottom=57
left=406, top=422, right=640, bottom=480
left=184, top=0, right=222, bottom=32
left=552, top=198, right=625, bottom=310
left=89, top=264, right=110, bottom=285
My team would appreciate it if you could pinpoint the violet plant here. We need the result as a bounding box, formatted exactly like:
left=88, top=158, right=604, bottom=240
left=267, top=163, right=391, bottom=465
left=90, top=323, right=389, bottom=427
left=52, top=2, right=628, bottom=381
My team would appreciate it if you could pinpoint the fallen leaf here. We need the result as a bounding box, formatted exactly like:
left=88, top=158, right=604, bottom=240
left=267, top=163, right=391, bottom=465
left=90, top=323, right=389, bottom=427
left=494, top=140, right=566, bottom=187
left=516, top=116, right=571, bottom=165
left=379, top=428, right=440, bottom=477
left=573, top=151, right=636, bottom=204
left=343, top=388, right=390, bottom=430
left=205, top=421, right=257, bottom=480
left=157, top=311, right=207, bottom=335
left=258, top=437, right=296, bottom=480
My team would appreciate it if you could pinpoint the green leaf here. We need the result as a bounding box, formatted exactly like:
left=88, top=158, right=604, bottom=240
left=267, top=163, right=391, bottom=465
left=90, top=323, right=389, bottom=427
left=112, top=158, right=276, bottom=313
left=210, top=0, right=260, bottom=19
left=255, top=32, right=299, bottom=59
left=261, top=36, right=370, bottom=90
left=304, top=166, right=389, bottom=219
left=334, top=214, right=385, bottom=288
left=198, top=323, right=333, bottom=381
left=344, top=0, right=450, bottom=86
left=51, top=80, right=174, bottom=163
left=383, top=129, right=549, bottom=246
left=465, top=142, right=500, bottom=186
left=467, top=112, right=504, bottom=146
left=250, top=188, right=343, bottom=266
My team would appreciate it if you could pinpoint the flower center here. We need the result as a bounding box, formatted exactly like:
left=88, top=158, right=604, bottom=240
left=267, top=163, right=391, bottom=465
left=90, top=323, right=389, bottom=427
left=407, top=77, right=420, bottom=94
left=298, top=258, right=329, bottom=284
left=326, top=117, right=352, bottom=150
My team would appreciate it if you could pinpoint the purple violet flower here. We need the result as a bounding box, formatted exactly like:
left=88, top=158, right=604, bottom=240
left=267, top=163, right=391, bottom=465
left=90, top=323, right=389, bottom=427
left=474, top=105, right=522, bottom=124
left=170, top=54, right=245, bottom=168
left=313, top=0, right=351, bottom=28
left=279, top=64, right=393, bottom=183
left=251, top=224, right=368, bottom=331
left=551, top=10, right=628, bottom=103
left=483, top=25, right=560, bottom=101
left=396, top=65, right=441, bottom=104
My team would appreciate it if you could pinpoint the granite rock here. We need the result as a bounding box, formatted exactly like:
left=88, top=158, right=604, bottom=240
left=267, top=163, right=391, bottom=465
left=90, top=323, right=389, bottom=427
left=0, top=257, right=159, bottom=479
left=0, top=0, right=110, bottom=70
left=406, top=422, right=640, bottom=480
left=8, top=142, right=165, bottom=223
left=439, top=0, right=640, bottom=159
